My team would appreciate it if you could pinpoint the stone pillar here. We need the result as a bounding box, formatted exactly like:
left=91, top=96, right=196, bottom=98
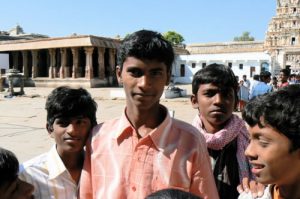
left=98, top=47, right=105, bottom=79
left=84, top=47, right=94, bottom=79
left=31, top=50, right=38, bottom=78
left=12, top=52, right=19, bottom=70
left=109, top=48, right=116, bottom=84
left=21, top=51, right=29, bottom=78
left=71, top=48, right=79, bottom=78
left=60, top=48, right=67, bottom=79
left=48, top=49, right=56, bottom=78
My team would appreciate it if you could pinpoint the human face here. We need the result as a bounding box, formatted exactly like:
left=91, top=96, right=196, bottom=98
left=117, top=57, right=170, bottom=112
left=48, top=116, right=91, bottom=156
left=279, top=72, right=288, bottom=83
left=245, top=123, right=300, bottom=185
left=191, top=83, right=235, bottom=132
left=0, top=178, right=34, bottom=199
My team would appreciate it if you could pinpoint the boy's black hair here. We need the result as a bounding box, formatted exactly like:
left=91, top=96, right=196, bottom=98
left=145, top=188, right=201, bottom=199
left=242, top=84, right=300, bottom=151
left=45, top=86, right=97, bottom=128
left=280, top=68, right=290, bottom=77
left=259, top=71, right=271, bottom=81
left=0, top=147, right=19, bottom=187
left=191, top=63, right=239, bottom=107
left=117, top=30, right=175, bottom=72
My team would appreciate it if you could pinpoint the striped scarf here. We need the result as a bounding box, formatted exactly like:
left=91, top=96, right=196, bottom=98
left=192, top=114, right=253, bottom=182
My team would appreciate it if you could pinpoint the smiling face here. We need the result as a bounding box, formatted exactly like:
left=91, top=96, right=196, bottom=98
left=191, top=83, right=235, bottom=133
left=117, top=56, right=170, bottom=113
left=245, top=123, right=300, bottom=185
left=48, top=116, right=91, bottom=156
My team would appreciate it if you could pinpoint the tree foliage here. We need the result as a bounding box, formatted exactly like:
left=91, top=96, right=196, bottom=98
left=233, top=31, right=255, bottom=41
left=163, top=31, right=185, bottom=45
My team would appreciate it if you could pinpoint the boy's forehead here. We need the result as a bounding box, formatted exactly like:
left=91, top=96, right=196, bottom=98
left=198, top=83, right=232, bottom=91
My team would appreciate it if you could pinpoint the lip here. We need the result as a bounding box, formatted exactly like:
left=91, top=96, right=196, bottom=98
left=250, top=163, right=265, bottom=175
left=210, top=109, right=226, bottom=114
left=64, top=137, right=81, bottom=142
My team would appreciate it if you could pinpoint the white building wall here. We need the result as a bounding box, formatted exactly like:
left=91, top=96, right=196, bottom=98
left=173, top=52, right=271, bottom=84
left=0, top=53, right=9, bottom=71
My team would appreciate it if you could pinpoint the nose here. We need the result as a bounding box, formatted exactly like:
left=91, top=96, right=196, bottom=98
left=66, top=122, right=75, bottom=134
left=244, top=141, right=257, bottom=160
left=213, top=93, right=223, bottom=104
left=137, top=75, right=151, bottom=89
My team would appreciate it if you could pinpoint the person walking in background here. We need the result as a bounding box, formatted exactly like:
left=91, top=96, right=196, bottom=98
left=249, top=71, right=272, bottom=100
left=242, top=75, right=251, bottom=90
left=191, top=63, right=253, bottom=199
left=278, top=68, right=289, bottom=88
left=270, top=76, right=278, bottom=91
left=238, top=80, right=249, bottom=112
left=79, top=30, right=218, bottom=199
left=19, top=86, right=97, bottom=199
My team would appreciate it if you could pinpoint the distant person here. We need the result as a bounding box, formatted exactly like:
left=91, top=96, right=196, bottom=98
left=249, top=71, right=272, bottom=100
left=270, top=76, right=278, bottom=91
left=238, top=80, right=250, bottom=112
left=289, top=73, right=297, bottom=84
left=278, top=68, right=289, bottom=88
left=191, top=63, right=253, bottom=199
left=249, top=74, right=259, bottom=95
left=79, top=30, right=218, bottom=199
left=146, top=188, right=202, bottom=199
left=0, top=147, right=34, bottom=199
left=239, top=84, right=300, bottom=199
left=19, top=86, right=97, bottom=199
left=242, top=75, right=251, bottom=89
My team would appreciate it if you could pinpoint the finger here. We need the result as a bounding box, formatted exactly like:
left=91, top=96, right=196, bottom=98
left=242, top=177, right=250, bottom=192
left=250, top=181, right=258, bottom=198
left=237, top=184, right=243, bottom=194
left=257, top=182, right=266, bottom=197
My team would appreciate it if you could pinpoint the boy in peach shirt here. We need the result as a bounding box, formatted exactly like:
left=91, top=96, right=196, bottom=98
left=80, top=30, right=218, bottom=199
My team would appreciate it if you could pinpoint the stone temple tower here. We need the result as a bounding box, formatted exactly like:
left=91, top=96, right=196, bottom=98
left=264, top=0, right=300, bottom=74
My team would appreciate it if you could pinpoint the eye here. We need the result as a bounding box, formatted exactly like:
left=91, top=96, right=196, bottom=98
left=127, top=68, right=143, bottom=77
left=56, top=118, right=70, bottom=127
left=204, top=90, right=216, bottom=97
left=150, top=70, right=163, bottom=77
left=258, top=137, right=270, bottom=148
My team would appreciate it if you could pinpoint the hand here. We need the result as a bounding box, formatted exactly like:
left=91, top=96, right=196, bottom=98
left=237, top=177, right=265, bottom=198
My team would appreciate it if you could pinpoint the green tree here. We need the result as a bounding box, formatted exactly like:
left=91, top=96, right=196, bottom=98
left=163, top=31, right=185, bottom=45
left=233, top=31, right=255, bottom=41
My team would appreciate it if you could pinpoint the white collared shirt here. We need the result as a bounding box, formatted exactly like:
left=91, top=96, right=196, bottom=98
left=19, top=145, right=79, bottom=199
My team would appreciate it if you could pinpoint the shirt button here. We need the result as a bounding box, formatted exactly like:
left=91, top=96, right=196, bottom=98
left=132, top=186, right=136, bottom=192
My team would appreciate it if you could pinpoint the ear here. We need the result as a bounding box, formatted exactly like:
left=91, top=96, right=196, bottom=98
left=46, top=124, right=54, bottom=138
left=116, top=66, right=122, bottom=84
left=190, top=94, right=199, bottom=109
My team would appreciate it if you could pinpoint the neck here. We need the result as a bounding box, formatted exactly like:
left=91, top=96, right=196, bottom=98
left=59, top=150, right=84, bottom=184
left=125, top=104, right=165, bottom=138
left=200, top=115, right=228, bottom=134
left=278, top=184, right=300, bottom=199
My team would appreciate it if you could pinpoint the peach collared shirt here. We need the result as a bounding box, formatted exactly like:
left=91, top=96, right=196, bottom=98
left=79, top=106, right=218, bottom=199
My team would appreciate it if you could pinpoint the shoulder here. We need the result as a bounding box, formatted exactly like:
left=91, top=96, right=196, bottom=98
left=171, top=118, right=207, bottom=147
left=19, top=152, right=49, bottom=178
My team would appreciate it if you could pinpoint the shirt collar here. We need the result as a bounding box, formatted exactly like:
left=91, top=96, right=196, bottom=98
left=112, top=105, right=173, bottom=151
left=47, top=145, right=69, bottom=180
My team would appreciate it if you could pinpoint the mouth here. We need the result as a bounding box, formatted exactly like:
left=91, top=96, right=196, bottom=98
left=64, top=137, right=81, bottom=142
left=250, top=163, right=265, bottom=175
left=210, top=109, right=226, bottom=114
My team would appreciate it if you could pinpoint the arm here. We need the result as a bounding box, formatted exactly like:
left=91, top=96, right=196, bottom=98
left=237, top=177, right=265, bottom=198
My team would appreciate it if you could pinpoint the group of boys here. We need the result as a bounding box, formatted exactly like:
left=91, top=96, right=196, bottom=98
left=1, top=29, right=300, bottom=199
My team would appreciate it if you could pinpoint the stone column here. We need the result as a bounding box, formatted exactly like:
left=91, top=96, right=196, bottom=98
left=21, top=51, right=29, bottom=78
left=98, top=47, right=105, bottom=79
left=31, top=50, right=38, bottom=78
left=60, top=48, right=67, bottom=78
left=71, top=48, right=79, bottom=78
left=12, top=52, right=19, bottom=70
left=109, top=48, right=116, bottom=84
left=84, top=47, right=94, bottom=79
left=48, top=49, right=56, bottom=78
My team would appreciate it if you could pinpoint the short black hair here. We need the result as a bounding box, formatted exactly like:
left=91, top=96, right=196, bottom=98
left=280, top=68, right=290, bottom=77
left=243, top=84, right=300, bottom=151
left=117, top=30, right=174, bottom=73
left=45, top=86, right=98, bottom=128
left=145, top=188, right=201, bottom=199
left=259, top=71, right=271, bottom=81
left=191, top=63, right=239, bottom=107
left=0, top=147, right=19, bottom=187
